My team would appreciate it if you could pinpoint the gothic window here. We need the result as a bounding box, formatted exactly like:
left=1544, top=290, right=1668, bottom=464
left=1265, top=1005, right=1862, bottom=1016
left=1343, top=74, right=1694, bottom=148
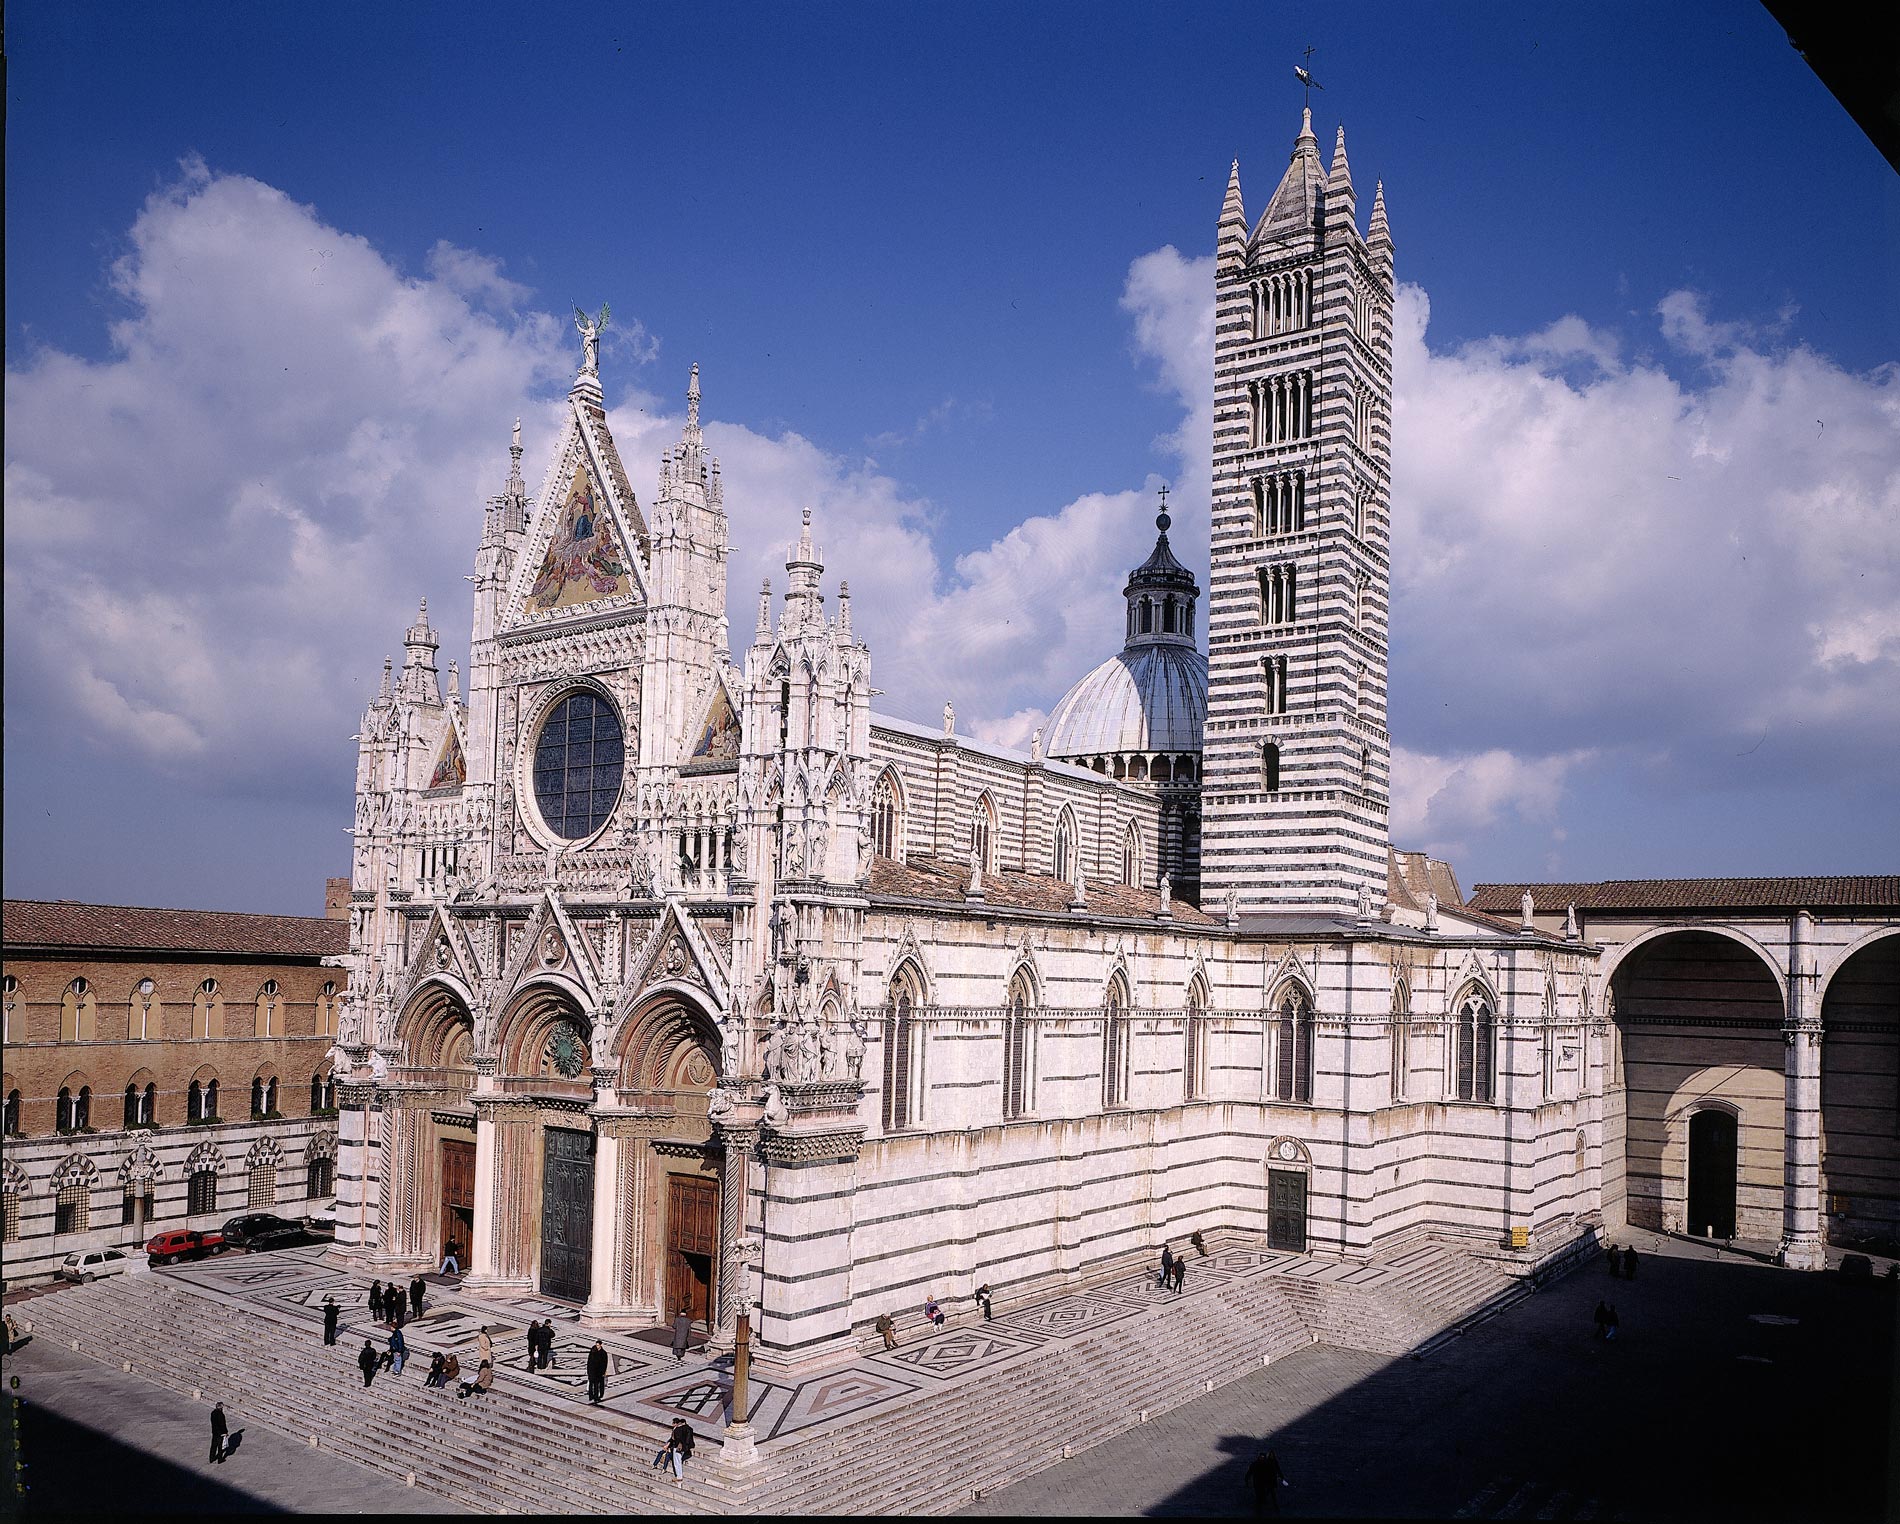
left=1262, top=742, right=1281, bottom=793
left=60, top=979, right=97, bottom=1042
left=248, top=1165, right=276, bottom=1207
left=1454, top=988, right=1497, bottom=1104
left=251, top=1076, right=265, bottom=1118
left=971, top=795, right=997, bottom=872
left=1121, top=822, right=1141, bottom=887
left=188, top=1168, right=218, bottom=1216
left=56, top=1181, right=89, bottom=1235
left=256, top=980, right=280, bottom=1038
left=123, top=1084, right=140, bottom=1129
left=307, top=1154, right=334, bottom=1200
left=3, top=1089, right=19, bottom=1136
left=1274, top=987, right=1314, bottom=1103
left=1003, top=971, right=1036, bottom=1122
left=317, top=982, right=338, bottom=1038
left=871, top=771, right=901, bottom=861
left=882, top=965, right=925, bottom=1132
left=56, top=1087, right=74, bottom=1131
left=1252, top=478, right=1265, bottom=537
left=1262, top=655, right=1289, bottom=716
left=1053, top=810, right=1077, bottom=884
left=531, top=689, right=625, bottom=841
left=193, top=980, right=223, bottom=1040
left=1542, top=986, right=1559, bottom=1099
left=130, top=978, right=158, bottom=1041
left=1, top=974, right=15, bottom=1045
left=1247, top=380, right=1263, bottom=449
left=1360, top=748, right=1372, bottom=789
left=1185, top=977, right=1210, bottom=1101
left=1103, top=973, right=1131, bottom=1109
left=1390, top=980, right=1410, bottom=1102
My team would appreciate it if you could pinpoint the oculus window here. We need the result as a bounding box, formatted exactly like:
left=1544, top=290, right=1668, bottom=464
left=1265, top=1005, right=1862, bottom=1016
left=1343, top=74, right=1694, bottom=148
left=532, top=691, right=624, bottom=840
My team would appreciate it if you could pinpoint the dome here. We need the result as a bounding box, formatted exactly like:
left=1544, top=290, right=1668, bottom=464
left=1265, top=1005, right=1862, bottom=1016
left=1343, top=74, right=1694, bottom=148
left=1045, top=643, right=1207, bottom=759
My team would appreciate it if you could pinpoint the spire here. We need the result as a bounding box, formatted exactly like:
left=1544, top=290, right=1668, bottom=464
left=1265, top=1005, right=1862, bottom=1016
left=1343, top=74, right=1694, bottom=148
left=1325, top=123, right=1358, bottom=238
left=755, top=577, right=774, bottom=644
left=1368, top=178, right=1392, bottom=257
left=400, top=598, right=442, bottom=703
left=782, top=508, right=825, bottom=631
left=838, top=579, right=852, bottom=636
left=686, top=363, right=701, bottom=432
left=1257, top=106, right=1327, bottom=243
left=1218, top=159, right=1248, bottom=275
left=1123, top=484, right=1199, bottom=650
left=378, top=656, right=392, bottom=701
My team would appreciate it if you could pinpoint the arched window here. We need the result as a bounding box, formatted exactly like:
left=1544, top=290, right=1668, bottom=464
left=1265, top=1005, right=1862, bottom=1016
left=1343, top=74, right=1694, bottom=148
left=193, top=980, right=223, bottom=1040
left=1454, top=988, right=1496, bottom=1104
left=124, top=1084, right=141, bottom=1129
left=56, top=1180, right=89, bottom=1235
left=3, top=1089, right=20, bottom=1136
left=1, top=974, right=16, bottom=1045
left=316, top=981, right=339, bottom=1038
left=310, top=1073, right=327, bottom=1113
left=1541, top=986, right=1558, bottom=1099
left=1103, top=973, right=1131, bottom=1109
left=1274, top=987, right=1314, bottom=1104
left=1262, top=742, right=1281, bottom=793
left=1052, top=811, right=1075, bottom=884
left=1252, top=478, right=1265, bottom=536
left=1185, top=978, right=1210, bottom=1101
left=971, top=795, right=997, bottom=874
left=188, top=1167, right=218, bottom=1216
left=256, top=980, right=281, bottom=1037
left=248, top=1163, right=277, bottom=1207
left=187, top=1079, right=203, bottom=1121
left=1003, top=971, right=1035, bottom=1121
left=130, top=978, right=159, bottom=1041
left=882, top=966, right=925, bottom=1133
left=251, top=1076, right=266, bottom=1118
left=266, top=1077, right=279, bottom=1115
left=306, top=1153, right=334, bottom=1201
left=1121, top=823, right=1142, bottom=887
left=60, top=979, right=97, bottom=1042
left=1390, top=980, right=1410, bottom=1102
left=56, top=1086, right=74, bottom=1131
left=871, top=771, right=901, bottom=861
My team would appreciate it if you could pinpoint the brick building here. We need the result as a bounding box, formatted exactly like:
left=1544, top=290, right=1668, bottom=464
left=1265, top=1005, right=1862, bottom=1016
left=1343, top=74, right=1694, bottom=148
left=1, top=900, right=347, bottom=1282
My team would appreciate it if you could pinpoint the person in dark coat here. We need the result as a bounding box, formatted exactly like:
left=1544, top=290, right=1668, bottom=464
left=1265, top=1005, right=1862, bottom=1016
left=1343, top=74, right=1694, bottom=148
left=1191, top=1230, right=1208, bottom=1258
left=208, top=1402, right=228, bottom=1464
left=425, top=1351, right=446, bottom=1388
left=1605, top=1243, right=1621, bottom=1278
left=1593, top=1300, right=1610, bottom=1338
left=388, top=1325, right=408, bottom=1375
left=541, top=1322, right=557, bottom=1371
left=358, top=1339, right=378, bottom=1387
left=1604, top=1304, right=1620, bottom=1341
left=975, top=1283, right=994, bottom=1321
left=586, top=1340, right=608, bottom=1404
left=1622, top=1247, right=1639, bottom=1281
left=1159, top=1244, right=1175, bottom=1288
left=1170, top=1257, right=1187, bottom=1293
left=666, top=1418, right=695, bottom=1482
left=322, top=1296, right=340, bottom=1346
left=875, top=1312, right=897, bottom=1350
left=1244, top=1449, right=1285, bottom=1516
left=368, top=1280, right=384, bottom=1321
left=409, top=1275, right=425, bottom=1320
left=671, top=1308, right=693, bottom=1361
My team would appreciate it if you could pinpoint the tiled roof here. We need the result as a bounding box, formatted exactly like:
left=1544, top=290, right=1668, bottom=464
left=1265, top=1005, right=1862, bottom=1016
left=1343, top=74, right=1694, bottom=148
left=868, top=856, right=1220, bottom=926
left=3, top=900, right=349, bottom=958
left=1468, top=878, right=1900, bottom=914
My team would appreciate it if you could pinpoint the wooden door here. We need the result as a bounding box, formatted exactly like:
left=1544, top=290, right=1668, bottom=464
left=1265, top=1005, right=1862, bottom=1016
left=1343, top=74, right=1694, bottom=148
left=539, top=1128, right=595, bottom=1303
left=1267, top=1168, right=1308, bottom=1252
left=1687, top=1109, right=1738, bottom=1238
left=665, top=1175, right=719, bottom=1328
left=440, top=1139, right=475, bottom=1265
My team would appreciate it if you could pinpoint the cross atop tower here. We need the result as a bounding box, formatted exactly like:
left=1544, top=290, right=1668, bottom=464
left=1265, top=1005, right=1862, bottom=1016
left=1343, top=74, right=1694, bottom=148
left=1156, top=483, right=1171, bottom=532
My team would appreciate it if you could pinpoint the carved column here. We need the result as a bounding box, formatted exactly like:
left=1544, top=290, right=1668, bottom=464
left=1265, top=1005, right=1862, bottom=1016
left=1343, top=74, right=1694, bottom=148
left=467, top=1097, right=501, bottom=1285
left=583, top=1122, right=623, bottom=1319
left=706, top=1121, right=759, bottom=1352
left=1781, top=911, right=1826, bottom=1270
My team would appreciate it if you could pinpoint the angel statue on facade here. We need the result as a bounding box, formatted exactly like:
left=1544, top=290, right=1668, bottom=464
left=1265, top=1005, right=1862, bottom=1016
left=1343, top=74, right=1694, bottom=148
left=574, top=303, right=610, bottom=375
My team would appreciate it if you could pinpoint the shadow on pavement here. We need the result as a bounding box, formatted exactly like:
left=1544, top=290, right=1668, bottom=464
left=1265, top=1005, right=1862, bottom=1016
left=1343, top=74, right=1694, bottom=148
left=18, top=1400, right=288, bottom=1516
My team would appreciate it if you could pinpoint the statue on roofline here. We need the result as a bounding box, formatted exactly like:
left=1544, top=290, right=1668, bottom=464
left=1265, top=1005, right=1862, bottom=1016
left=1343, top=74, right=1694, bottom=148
left=574, top=303, right=611, bottom=376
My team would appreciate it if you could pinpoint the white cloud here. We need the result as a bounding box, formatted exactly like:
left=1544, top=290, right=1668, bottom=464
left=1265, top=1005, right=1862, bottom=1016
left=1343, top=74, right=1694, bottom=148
left=1389, top=744, right=1594, bottom=862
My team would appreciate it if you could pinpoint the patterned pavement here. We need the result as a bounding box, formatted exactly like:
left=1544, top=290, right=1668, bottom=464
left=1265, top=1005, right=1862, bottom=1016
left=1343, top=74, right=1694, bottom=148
left=155, top=1239, right=1433, bottom=1452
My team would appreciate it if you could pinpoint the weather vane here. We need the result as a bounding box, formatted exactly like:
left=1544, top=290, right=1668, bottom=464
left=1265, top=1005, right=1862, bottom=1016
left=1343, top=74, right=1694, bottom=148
left=1294, top=47, right=1323, bottom=107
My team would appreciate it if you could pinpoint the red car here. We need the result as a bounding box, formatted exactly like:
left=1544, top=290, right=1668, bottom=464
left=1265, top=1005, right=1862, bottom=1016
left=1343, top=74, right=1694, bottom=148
left=145, top=1228, right=225, bottom=1266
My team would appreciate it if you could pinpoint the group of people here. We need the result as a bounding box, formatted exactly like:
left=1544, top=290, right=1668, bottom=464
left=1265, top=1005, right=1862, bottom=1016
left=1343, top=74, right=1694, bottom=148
left=365, top=1276, right=427, bottom=1326
left=1604, top=1244, right=1640, bottom=1280
left=651, top=1417, right=697, bottom=1483
left=525, top=1318, right=558, bottom=1371
left=1592, top=1300, right=1622, bottom=1340
left=1156, top=1244, right=1189, bottom=1293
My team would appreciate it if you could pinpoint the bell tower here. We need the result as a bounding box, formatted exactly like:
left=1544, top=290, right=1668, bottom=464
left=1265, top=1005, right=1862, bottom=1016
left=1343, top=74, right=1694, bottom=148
left=1200, top=108, right=1396, bottom=917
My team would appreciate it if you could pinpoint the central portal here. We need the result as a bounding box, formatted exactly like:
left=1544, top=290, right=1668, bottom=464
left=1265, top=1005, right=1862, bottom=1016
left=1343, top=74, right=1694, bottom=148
left=665, top=1174, right=718, bottom=1326
left=540, top=1127, right=595, bottom=1303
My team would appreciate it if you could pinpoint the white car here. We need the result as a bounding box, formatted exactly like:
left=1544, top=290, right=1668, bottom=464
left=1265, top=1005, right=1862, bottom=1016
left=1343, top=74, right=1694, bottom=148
left=55, top=1248, right=137, bottom=1283
left=304, top=1198, right=337, bottom=1233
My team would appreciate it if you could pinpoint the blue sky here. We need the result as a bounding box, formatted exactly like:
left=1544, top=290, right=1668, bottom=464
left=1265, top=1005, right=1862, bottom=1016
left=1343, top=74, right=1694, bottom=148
left=6, top=1, right=1897, bottom=913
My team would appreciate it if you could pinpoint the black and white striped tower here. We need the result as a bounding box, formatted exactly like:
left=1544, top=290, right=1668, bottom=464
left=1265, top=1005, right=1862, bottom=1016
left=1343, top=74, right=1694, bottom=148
left=1201, top=107, right=1396, bottom=917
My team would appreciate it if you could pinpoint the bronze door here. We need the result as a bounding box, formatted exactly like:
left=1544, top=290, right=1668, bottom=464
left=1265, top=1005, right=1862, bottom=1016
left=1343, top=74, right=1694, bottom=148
left=539, top=1128, right=595, bottom=1303
left=1267, top=1168, right=1308, bottom=1252
left=664, top=1175, right=718, bottom=1327
left=440, top=1139, right=475, bottom=1265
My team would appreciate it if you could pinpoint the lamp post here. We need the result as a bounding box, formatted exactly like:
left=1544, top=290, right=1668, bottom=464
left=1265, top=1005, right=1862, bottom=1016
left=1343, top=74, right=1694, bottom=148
left=724, top=1235, right=761, bottom=1466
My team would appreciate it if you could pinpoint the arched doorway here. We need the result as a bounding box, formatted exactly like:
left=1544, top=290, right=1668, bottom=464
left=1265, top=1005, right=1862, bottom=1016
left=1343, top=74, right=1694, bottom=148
left=1820, top=931, right=1900, bottom=1251
left=1686, top=1108, right=1739, bottom=1238
left=394, top=980, right=478, bottom=1270
left=1609, top=930, right=1784, bottom=1237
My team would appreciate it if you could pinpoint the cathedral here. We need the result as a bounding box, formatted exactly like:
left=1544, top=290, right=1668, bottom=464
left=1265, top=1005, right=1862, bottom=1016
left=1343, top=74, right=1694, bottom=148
left=331, top=106, right=1611, bottom=1371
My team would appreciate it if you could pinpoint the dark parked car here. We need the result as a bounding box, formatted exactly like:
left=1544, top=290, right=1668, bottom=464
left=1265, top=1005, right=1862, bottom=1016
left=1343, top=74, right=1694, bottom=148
left=221, top=1212, right=304, bottom=1250
left=145, top=1228, right=224, bottom=1266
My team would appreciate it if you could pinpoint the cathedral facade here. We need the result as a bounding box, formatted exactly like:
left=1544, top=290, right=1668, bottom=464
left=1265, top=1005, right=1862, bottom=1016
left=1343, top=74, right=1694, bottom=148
left=333, top=109, right=1608, bottom=1370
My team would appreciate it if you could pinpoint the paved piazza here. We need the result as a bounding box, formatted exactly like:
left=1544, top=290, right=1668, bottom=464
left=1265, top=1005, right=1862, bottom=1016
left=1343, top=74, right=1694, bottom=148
left=964, top=1231, right=1894, bottom=1520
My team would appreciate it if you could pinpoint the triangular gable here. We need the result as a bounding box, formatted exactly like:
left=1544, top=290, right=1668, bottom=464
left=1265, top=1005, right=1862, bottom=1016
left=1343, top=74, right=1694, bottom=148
left=1264, top=948, right=1315, bottom=1004
left=427, top=715, right=468, bottom=791
left=397, top=905, right=482, bottom=1010
left=689, top=673, right=743, bottom=762
left=624, top=898, right=730, bottom=1012
left=496, top=890, right=603, bottom=1009
left=503, top=401, right=649, bottom=628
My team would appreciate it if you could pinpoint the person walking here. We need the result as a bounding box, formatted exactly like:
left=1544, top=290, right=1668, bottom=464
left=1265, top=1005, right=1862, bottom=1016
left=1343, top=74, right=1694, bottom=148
left=388, top=1325, right=408, bottom=1376
left=440, top=1241, right=461, bottom=1275
left=476, top=1326, right=493, bottom=1367
left=1244, top=1449, right=1286, bottom=1517
left=541, top=1322, right=558, bottom=1372
left=667, top=1418, right=695, bottom=1483
left=322, top=1295, right=340, bottom=1346
left=671, top=1308, right=693, bottom=1361
left=208, top=1402, right=229, bottom=1465
left=1159, top=1243, right=1175, bottom=1289
left=1593, top=1300, right=1610, bottom=1339
left=586, top=1339, right=608, bottom=1404
left=368, top=1280, right=385, bottom=1322
left=358, top=1339, right=378, bottom=1388
left=875, top=1312, right=897, bottom=1350
left=524, top=1320, right=541, bottom=1370
left=975, top=1283, right=994, bottom=1321
left=1623, top=1247, right=1639, bottom=1282
left=1605, top=1243, right=1621, bottom=1278
left=1170, top=1256, right=1187, bottom=1293
left=409, top=1275, right=425, bottom=1320
left=1604, top=1303, right=1619, bottom=1341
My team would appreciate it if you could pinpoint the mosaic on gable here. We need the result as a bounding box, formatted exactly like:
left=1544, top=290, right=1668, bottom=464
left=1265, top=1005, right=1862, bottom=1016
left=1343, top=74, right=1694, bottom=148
left=528, top=466, right=633, bottom=613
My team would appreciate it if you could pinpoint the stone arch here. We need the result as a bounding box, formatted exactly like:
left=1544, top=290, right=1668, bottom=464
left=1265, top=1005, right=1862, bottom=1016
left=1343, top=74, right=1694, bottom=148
left=1598, top=922, right=1789, bottom=1010
left=396, top=978, right=478, bottom=1070
left=616, top=987, right=722, bottom=1094
left=1819, top=927, right=1900, bottom=1250
left=119, top=1143, right=163, bottom=1187
left=1820, top=925, right=1900, bottom=997
left=305, top=1129, right=338, bottom=1164
left=186, top=1140, right=226, bottom=1173
left=496, top=976, right=594, bottom=1079
left=3, top=1158, right=30, bottom=1197
left=246, top=1136, right=285, bottom=1169
left=50, top=1153, right=100, bottom=1192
